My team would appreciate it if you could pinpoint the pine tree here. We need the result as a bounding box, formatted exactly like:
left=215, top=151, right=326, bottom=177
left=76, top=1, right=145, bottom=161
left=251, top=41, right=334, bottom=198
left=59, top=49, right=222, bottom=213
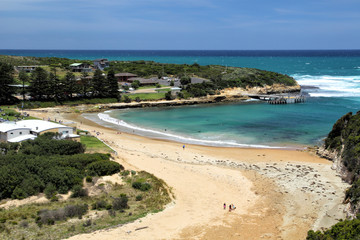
left=92, top=69, right=106, bottom=97
left=29, top=67, right=48, bottom=100
left=0, top=62, right=17, bottom=104
left=107, top=69, right=119, bottom=99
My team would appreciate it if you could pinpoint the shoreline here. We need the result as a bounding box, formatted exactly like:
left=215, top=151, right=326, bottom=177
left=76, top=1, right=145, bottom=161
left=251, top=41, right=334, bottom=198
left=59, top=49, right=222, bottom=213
left=87, top=111, right=306, bottom=150
left=23, top=108, right=349, bottom=240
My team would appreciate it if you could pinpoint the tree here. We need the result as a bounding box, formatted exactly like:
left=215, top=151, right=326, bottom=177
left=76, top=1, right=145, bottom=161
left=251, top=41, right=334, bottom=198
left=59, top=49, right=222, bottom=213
left=106, top=69, right=119, bottom=99
left=0, top=62, right=17, bottom=104
left=29, top=67, right=48, bottom=100
left=62, top=72, right=77, bottom=99
left=91, top=69, right=106, bottom=97
left=180, top=76, right=191, bottom=86
left=131, top=80, right=140, bottom=90
left=18, top=71, right=29, bottom=101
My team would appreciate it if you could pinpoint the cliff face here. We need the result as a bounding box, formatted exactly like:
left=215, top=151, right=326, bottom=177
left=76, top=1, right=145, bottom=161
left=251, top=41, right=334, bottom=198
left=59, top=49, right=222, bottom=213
left=317, top=111, right=360, bottom=217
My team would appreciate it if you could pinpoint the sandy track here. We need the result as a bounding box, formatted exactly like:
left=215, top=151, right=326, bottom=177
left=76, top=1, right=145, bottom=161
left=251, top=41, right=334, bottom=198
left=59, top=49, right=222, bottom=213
left=25, top=109, right=349, bottom=240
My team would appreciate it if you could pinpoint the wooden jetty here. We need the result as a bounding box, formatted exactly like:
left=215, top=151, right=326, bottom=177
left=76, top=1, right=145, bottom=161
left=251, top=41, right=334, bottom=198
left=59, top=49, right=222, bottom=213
left=247, top=94, right=305, bottom=104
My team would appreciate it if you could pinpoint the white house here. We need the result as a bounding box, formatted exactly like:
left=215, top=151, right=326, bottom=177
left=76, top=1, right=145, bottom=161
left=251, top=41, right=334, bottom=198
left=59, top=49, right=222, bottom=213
left=0, top=120, right=80, bottom=143
left=0, top=122, right=36, bottom=143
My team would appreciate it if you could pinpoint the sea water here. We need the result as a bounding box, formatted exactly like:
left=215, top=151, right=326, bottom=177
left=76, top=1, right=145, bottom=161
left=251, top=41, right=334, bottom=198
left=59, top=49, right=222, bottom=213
left=2, top=50, right=360, bottom=147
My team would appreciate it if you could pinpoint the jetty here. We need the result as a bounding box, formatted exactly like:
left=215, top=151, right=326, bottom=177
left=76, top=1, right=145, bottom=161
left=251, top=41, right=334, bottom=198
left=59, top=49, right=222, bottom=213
left=247, top=94, right=305, bottom=104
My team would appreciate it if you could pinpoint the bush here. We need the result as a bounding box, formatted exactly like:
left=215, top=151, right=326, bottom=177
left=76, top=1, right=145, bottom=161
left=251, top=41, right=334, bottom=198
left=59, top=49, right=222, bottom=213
left=85, top=176, right=93, bottom=183
left=135, top=195, right=143, bottom=201
left=44, top=183, right=57, bottom=200
left=86, top=161, right=124, bottom=176
left=112, top=195, right=128, bottom=210
left=91, top=200, right=108, bottom=210
left=121, top=170, right=130, bottom=176
left=70, top=185, right=88, bottom=198
left=132, top=181, right=151, bottom=191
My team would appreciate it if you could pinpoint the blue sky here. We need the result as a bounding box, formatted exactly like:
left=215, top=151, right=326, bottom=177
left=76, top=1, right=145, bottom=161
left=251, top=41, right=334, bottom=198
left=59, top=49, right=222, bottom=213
left=1, top=0, right=359, bottom=50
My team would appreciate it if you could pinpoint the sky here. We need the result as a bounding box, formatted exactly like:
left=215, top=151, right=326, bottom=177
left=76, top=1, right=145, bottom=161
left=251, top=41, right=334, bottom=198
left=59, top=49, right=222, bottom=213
left=1, top=0, right=360, bottom=50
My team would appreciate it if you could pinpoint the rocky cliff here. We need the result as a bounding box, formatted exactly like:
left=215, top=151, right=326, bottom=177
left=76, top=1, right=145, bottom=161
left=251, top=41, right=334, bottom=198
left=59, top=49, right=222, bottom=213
left=317, top=111, right=360, bottom=217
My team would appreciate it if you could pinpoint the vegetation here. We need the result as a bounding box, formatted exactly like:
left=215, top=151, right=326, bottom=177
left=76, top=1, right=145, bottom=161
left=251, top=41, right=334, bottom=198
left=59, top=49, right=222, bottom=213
left=307, top=111, right=360, bottom=238
left=0, top=133, right=123, bottom=200
left=307, top=218, right=360, bottom=240
left=0, top=55, right=298, bottom=108
left=0, top=62, right=18, bottom=104
left=80, top=135, right=114, bottom=153
left=0, top=171, right=172, bottom=240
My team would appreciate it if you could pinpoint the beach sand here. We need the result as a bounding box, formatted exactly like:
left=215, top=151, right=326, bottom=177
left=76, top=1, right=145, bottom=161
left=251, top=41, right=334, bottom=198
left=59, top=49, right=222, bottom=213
left=25, top=109, right=349, bottom=240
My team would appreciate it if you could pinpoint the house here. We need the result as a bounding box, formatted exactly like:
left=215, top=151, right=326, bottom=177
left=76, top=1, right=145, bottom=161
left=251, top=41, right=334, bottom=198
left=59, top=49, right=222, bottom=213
left=0, top=122, right=36, bottom=143
left=171, top=87, right=182, bottom=95
left=93, top=59, right=109, bottom=70
left=16, top=66, right=38, bottom=73
left=127, top=77, right=158, bottom=86
left=115, top=73, right=138, bottom=82
left=69, top=63, right=92, bottom=73
left=0, top=120, right=80, bottom=143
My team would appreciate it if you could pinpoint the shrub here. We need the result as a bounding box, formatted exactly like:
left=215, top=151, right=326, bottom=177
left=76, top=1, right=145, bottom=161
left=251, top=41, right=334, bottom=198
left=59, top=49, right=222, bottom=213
left=132, top=181, right=151, bottom=191
left=132, top=181, right=142, bottom=190
left=87, top=161, right=123, bottom=176
left=112, top=195, right=128, bottom=210
left=121, top=170, right=130, bottom=176
left=86, top=176, right=93, bottom=183
left=131, top=170, right=136, bottom=176
left=135, top=194, right=143, bottom=201
left=44, top=183, right=57, bottom=200
left=91, top=200, right=108, bottom=210
left=70, top=185, right=88, bottom=198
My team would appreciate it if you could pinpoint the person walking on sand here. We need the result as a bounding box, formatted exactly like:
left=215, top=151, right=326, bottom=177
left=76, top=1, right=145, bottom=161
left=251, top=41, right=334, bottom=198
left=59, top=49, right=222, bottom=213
left=224, top=203, right=226, bottom=210
left=229, top=204, right=232, bottom=212
left=183, top=144, right=185, bottom=150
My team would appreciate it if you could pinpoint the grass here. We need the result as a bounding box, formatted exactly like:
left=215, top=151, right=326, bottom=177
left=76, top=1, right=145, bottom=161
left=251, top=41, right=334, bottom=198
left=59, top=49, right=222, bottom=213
left=17, top=98, right=119, bottom=109
left=0, top=171, right=172, bottom=240
left=0, top=106, right=38, bottom=121
left=80, top=135, right=114, bottom=153
left=126, top=92, right=165, bottom=101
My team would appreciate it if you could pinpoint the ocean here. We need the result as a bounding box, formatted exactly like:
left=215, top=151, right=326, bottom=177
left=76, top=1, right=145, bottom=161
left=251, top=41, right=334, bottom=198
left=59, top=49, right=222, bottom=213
left=2, top=49, right=360, bottom=148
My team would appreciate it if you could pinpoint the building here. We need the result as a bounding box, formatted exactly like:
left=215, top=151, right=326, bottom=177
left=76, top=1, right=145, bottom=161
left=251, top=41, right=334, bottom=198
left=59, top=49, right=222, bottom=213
left=127, top=77, right=158, bottom=86
left=115, top=73, right=138, bottom=82
left=93, top=59, right=109, bottom=70
left=69, top=63, right=92, bottom=73
left=0, top=122, right=36, bottom=143
left=0, top=120, right=80, bottom=143
left=16, top=66, right=38, bottom=73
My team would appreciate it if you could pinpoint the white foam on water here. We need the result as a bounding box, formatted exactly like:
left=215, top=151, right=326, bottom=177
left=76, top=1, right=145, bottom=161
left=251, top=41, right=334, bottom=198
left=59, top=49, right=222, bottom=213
left=96, top=113, right=285, bottom=149
left=293, top=74, right=360, bottom=97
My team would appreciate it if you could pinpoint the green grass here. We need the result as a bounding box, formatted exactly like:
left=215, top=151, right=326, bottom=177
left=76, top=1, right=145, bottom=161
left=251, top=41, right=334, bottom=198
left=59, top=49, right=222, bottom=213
left=127, top=92, right=166, bottom=101
left=156, top=88, right=171, bottom=92
left=0, top=106, right=38, bottom=121
left=0, top=171, right=172, bottom=240
left=80, top=135, right=114, bottom=153
left=17, top=98, right=119, bottom=109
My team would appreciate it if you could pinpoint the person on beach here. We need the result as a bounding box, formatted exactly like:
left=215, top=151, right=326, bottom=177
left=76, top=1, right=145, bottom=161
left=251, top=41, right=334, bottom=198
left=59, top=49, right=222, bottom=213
left=183, top=145, right=185, bottom=150
left=224, top=203, right=226, bottom=210
left=229, top=204, right=232, bottom=212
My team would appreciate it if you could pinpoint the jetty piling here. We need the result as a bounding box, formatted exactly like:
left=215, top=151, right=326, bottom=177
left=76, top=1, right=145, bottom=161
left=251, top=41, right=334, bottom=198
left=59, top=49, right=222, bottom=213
left=247, top=94, right=305, bottom=104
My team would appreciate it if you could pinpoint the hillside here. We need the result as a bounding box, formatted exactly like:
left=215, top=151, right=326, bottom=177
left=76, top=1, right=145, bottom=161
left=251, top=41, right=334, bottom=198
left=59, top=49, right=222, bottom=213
left=307, top=111, right=360, bottom=239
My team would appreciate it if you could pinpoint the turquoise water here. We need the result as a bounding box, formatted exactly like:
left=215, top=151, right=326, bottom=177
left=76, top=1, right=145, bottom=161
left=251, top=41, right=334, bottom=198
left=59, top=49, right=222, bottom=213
left=106, top=97, right=359, bottom=148
left=2, top=50, right=360, bottom=147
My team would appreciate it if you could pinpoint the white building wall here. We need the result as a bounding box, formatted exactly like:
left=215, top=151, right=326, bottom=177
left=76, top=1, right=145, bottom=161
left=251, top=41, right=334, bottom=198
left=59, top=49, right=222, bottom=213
left=7, top=129, right=31, bottom=141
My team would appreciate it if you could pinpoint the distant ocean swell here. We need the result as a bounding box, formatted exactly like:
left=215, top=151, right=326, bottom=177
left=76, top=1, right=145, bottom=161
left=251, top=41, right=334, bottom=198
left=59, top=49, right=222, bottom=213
left=293, top=74, right=360, bottom=97
left=97, top=113, right=284, bottom=149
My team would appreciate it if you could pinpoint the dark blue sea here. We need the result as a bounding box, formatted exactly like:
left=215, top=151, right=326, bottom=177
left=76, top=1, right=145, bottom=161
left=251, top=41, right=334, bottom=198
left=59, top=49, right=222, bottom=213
left=2, top=49, right=360, bottom=147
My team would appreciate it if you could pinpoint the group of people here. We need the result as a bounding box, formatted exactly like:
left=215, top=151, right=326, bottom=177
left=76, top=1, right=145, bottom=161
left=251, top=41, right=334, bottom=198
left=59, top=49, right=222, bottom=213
left=224, top=203, right=236, bottom=212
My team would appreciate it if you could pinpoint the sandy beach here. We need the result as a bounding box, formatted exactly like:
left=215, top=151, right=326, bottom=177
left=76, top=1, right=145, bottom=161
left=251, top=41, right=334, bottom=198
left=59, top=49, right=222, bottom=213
left=25, top=108, right=349, bottom=240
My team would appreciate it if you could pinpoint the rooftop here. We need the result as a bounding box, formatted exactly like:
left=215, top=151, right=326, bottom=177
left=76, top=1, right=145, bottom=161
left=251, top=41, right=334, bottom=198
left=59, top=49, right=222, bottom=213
left=8, top=134, right=37, bottom=143
left=115, top=72, right=138, bottom=77
left=0, top=122, right=30, bottom=133
left=16, top=120, right=72, bottom=133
